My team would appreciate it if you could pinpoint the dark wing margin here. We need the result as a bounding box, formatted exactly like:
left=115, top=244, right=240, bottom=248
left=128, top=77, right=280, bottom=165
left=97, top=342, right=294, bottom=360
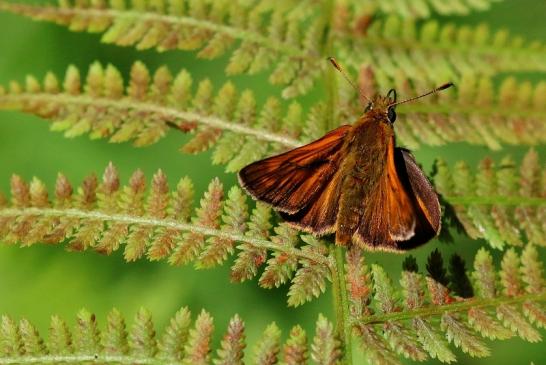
left=391, top=148, right=441, bottom=250
left=353, top=146, right=441, bottom=252
left=238, top=125, right=350, bottom=214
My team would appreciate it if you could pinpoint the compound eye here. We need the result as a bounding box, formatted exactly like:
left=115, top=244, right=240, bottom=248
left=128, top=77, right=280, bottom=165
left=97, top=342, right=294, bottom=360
left=364, top=103, right=372, bottom=112
left=387, top=107, right=396, bottom=123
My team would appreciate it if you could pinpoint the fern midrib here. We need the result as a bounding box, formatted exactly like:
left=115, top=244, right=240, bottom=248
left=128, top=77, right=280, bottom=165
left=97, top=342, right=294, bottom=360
left=0, top=354, right=166, bottom=365
left=357, top=291, right=546, bottom=325
left=0, top=93, right=301, bottom=148
left=3, top=93, right=545, bottom=150
left=444, top=195, right=546, bottom=206
left=338, top=33, right=546, bottom=61
left=401, top=104, right=546, bottom=119
left=0, top=207, right=331, bottom=267
left=0, top=2, right=310, bottom=60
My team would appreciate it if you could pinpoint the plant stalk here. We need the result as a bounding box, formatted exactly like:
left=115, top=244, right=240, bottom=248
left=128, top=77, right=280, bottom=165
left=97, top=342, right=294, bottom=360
left=331, top=246, right=353, bottom=365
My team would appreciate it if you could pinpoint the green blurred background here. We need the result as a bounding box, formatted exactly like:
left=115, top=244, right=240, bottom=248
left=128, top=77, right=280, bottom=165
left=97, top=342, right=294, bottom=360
left=0, top=1, right=545, bottom=364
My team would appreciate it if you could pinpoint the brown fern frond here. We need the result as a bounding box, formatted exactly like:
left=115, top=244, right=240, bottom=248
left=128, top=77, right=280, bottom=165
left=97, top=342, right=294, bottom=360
left=0, top=62, right=313, bottom=172
left=0, top=307, right=338, bottom=365
left=434, top=149, right=546, bottom=249
left=2, top=63, right=545, bottom=164
left=0, top=163, right=333, bottom=305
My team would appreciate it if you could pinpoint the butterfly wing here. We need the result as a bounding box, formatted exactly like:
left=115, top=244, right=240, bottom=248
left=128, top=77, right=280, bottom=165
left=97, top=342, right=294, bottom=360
left=280, top=170, right=343, bottom=235
left=354, top=142, right=440, bottom=251
left=238, top=125, right=351, bottom=214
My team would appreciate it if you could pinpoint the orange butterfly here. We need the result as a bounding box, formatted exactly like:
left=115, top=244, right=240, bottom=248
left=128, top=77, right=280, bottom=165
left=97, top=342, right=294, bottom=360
left=239, top=59, right=453, bottom=252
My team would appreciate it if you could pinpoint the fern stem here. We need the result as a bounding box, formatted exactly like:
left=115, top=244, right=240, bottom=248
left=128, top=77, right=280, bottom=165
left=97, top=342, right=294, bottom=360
left=0, top=354, right=165, bottom=365
left=331, top=246, right=353, bottom=365
left=324, top=0, right=352, bottom=362
left=0, top=207, right=330, bottom=266
left=356, top=291, right=546, bottom=325
left=335, top=30, right=545, bottom=60
left=0, top=93, right=301, bottom=148
left=0, top=2, right=309, bottom=60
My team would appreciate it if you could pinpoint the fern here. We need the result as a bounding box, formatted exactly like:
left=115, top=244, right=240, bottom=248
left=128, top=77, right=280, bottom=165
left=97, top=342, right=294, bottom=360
left=0, top=163, right=332, bottom=307
left=335, top=13, right=546, bottom=85
left=0, top=0, right=545, bottom=364
left=1, top=155, right=545, bottom=303
left=347, top=246, right=545, bottom=364
left=434, top=149, right=546, bottom=250
left=0, top=63, right=545, bottom=175
left=0, top=0, right=325, bottom=98
left=352, top=0, right=504, bottom=18
left=0, top=307, right=341, bottom=365
left=0, top=62, right=307, bottom=172
left=339, top=71, right=546, bottom=150
left=1, top=1, right=545, bottom=99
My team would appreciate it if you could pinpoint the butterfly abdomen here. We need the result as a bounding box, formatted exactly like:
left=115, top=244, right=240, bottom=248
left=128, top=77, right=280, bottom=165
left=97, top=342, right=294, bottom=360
left=335, top=125, right=389, bottom=245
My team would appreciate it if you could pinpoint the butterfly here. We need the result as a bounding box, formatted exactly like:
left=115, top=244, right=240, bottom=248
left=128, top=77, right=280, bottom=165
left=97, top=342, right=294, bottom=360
left=239, top=59, right=453, bottom=252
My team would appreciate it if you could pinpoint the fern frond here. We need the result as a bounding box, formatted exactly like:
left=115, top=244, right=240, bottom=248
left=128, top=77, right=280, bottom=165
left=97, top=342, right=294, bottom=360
left=338, top=71, right=546, bottom=150
left=336, top=13, right=546, bottom=85
left=344, top=0, right=503, bottom=19
left=0, top=163, right=332, bottom=305
left=0, top=0, right=324, bottom=97
left=310, top=314, right=342, bottom=365
left=351, top=246, right=546, bottom=364
left=0, top=307, right=337, bottom=365
left=2, top=63, right=545, bottom=159
left=2, top=2, right=544, bottom=98
left=434, top=149, right=546, bottom=249
left=0, top=62, right=319, bottom=172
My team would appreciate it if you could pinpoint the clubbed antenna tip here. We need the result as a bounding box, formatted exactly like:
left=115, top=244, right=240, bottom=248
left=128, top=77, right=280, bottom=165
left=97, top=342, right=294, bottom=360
left=438, top=82, right=454, bottom=91
left=328, top=57, right=342, bottom=71
left=327, top=57, right=372, bottom=104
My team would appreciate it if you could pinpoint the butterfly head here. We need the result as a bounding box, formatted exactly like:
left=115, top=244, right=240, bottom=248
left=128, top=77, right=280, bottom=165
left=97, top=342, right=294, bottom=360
left=364, top=88, right=398, bottom=124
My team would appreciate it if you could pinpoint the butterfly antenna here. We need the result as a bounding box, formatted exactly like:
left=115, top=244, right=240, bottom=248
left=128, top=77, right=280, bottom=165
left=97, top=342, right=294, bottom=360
left=328, top=57, right=372, bottom=104
left=389, top=82, right=454, bottom=108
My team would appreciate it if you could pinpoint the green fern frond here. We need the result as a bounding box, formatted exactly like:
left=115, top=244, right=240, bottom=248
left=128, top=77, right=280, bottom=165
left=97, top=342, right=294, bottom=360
left=336, top=14, right=546, bottom=85
left=339, top=70, right=546, bottom=150
left=0, top=0, right=325, bottom=98
left=2, top=2, right=544, bottom=99
left=434, top=149, right=546, bottom=250
left=0, top=163, right=332, bottom=306
left=0, top=307, right=337, bottom=365
left=0, top=62, right=318, bottom=172
left=344, top=0, right=503, bottom=19
left=1, top=64, right=545, bottom=173
left=351, top=246, right=546, bottom=364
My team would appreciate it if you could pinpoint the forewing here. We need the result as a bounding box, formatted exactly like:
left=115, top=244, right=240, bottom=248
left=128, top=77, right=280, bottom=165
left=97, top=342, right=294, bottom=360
left=354, top=144, right=440, bottom=251
left=238, top=125, right=350, bottom=214
left=280, top=170, right=343, bottom=235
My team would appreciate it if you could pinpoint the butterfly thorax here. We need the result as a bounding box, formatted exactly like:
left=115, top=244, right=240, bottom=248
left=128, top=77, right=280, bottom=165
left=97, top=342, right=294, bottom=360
left=335, top=112, right=395, bottom=245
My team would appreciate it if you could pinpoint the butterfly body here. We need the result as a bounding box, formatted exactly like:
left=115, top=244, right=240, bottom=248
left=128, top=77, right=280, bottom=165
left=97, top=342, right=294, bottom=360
left=239, top=92, right=444, bottom=252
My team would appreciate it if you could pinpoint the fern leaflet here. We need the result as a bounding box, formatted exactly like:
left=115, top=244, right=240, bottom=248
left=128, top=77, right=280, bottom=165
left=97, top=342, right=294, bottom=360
left=347, top=246, right=545, bottom=364
left=1, top=1, right=545, bottom=98
left=0, top=307, right=341, bottom=365
left=1, top=62, right=545, bottom=175
left=435, top=149, right=546, bottom=250
left=0, top=163, right=332, bottom=306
